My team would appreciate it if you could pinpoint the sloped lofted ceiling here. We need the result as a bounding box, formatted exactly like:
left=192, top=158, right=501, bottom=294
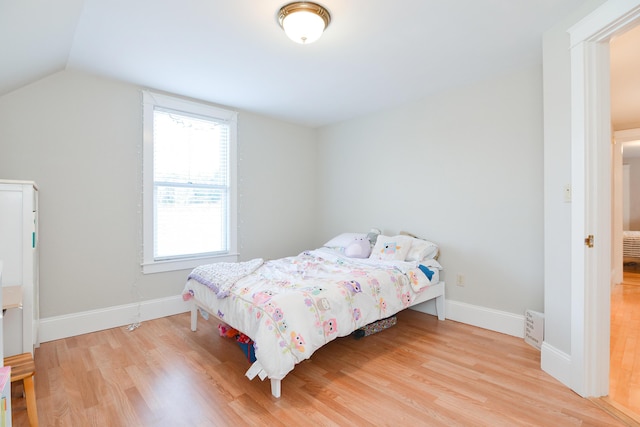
left=1, top=0, right=84, bottom=97
left=2, top=0, right=633, bottom=128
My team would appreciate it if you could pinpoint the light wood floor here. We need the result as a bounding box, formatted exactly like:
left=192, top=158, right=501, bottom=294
left=11, top=310, right=630, bottom=426
left=610, top=270, right=640, bottom=418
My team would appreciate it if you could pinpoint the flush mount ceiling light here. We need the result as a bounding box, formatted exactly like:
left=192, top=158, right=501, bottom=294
left=278, top=2, right=331, bottom=44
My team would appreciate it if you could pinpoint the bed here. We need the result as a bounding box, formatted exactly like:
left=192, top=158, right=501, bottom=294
left=182, top=232, right=445, bottom=398
left=623, top=230, right=640, bottom=262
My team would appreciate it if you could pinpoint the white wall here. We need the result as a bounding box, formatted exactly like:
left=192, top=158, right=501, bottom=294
left=0, top=70, right=318, bottom=319
left=317, top=66, right=544, bottom=317
left=541, top=0, right=607, bottom=367
left=237, top=111, right=318, bottom=260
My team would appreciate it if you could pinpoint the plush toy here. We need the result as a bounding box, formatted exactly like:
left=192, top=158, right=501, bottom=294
left=345, top=236, right=372, bottom=258
left=218, top=322, right=239, bottom=338
left=366, top=229, right=381, bottom=246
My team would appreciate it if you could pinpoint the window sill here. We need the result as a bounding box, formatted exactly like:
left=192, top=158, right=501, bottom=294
left=141, top=253, right=240, bottom=274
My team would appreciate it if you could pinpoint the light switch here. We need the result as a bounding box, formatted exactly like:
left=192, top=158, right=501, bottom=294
left=563, top=184, right=572, bottom=203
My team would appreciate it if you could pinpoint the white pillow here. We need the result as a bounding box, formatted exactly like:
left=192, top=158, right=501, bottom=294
left=406, top=238, right=439, bottom=261
left=369, top=235, right=413, bottom=261
left=323, top=232, right=367, bottom=249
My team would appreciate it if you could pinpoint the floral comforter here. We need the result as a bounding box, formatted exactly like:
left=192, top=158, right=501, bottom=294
left=182, top=248, right=439, bottom=381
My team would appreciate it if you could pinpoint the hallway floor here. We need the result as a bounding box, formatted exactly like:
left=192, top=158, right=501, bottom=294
left=610, top=268, right=640, bottom=417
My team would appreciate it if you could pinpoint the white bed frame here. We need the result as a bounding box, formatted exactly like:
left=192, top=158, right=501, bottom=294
left=190, top=281, right=446, bottom=398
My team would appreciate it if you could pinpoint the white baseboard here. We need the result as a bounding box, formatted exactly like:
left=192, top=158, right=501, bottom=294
left=38, top=295, right=191, bottom=343
left=541, top=341, right=572, bottom=389
left=40, top=296, right=525, bottom=345
left=412, top=299, right=525, bottom=338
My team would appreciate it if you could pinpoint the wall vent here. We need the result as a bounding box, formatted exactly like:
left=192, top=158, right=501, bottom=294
left=524, top=309, right=544, bottom=350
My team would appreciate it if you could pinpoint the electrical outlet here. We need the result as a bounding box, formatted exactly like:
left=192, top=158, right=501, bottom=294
left=456, top=274, right=465, bottom=286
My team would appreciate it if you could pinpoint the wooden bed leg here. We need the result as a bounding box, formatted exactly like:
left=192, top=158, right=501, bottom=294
left=271, top=379, right=281, bottom=398
left=435, top=294, right=445, bottom=321
left=191, top=304, right=198, bottom=331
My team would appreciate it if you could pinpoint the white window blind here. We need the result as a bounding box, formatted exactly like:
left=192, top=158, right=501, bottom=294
left=142, top=91, right=238, bottom=274
left=153, top=108, right=229, bottom=259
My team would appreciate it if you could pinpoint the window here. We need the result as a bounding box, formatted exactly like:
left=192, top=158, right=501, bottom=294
left=142, top=91, right=238, bottom=274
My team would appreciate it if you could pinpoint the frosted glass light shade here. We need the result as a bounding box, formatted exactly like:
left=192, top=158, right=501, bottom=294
left=282, top=11, right=325, bottom=44
left=278, top=2, right=331, bottom=45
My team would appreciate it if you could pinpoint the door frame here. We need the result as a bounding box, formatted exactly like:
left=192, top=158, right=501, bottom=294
left=569, top=0, right=640, bottom=397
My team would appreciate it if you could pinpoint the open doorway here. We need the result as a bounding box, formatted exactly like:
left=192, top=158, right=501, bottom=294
left=611, top=132, right=640, bottom=416
left=609, top=24, right=640, bottom=416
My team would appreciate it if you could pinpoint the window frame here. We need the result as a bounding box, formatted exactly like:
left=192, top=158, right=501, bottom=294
left=141, top=90, right=238, bottom=274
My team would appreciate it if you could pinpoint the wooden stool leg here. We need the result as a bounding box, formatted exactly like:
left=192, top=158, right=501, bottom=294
left=23, top=376, right=38, bottom=427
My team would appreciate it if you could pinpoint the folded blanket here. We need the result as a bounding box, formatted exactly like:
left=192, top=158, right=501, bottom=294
left=187, top=258, right=264, bottom=298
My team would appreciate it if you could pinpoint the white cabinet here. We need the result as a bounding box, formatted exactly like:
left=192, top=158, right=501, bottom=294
left=0, top=180, right=39, bottom=357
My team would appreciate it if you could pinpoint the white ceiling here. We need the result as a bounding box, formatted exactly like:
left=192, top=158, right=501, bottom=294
left=1, top=0, right=599, bottom=128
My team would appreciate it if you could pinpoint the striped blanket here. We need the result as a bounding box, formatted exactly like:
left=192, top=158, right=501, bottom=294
left=187, top=258, right=264, bottom=298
